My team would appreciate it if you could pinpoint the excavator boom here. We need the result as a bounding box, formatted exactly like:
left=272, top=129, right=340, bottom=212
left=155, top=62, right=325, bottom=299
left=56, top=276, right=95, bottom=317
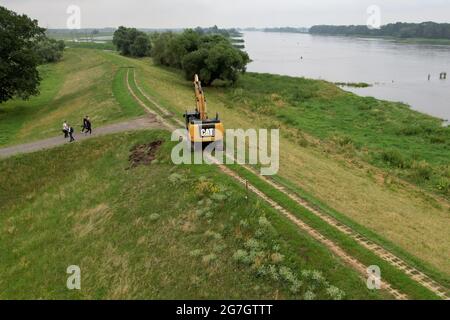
left=194, top=74, right=207, bottom=121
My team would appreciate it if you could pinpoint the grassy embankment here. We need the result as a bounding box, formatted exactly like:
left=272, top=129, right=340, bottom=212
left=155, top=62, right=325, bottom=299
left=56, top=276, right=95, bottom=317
left=1, top=48, right=448, bottom=298
left=0, top=48, right=144, bottom=147
left=0, top=131, right=385, bottom=299
left=106, top=53, right=449, bottom=283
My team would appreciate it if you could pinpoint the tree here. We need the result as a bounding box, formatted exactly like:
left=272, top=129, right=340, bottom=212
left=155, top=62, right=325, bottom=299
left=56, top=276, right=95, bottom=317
left=151, top=28, right=250, bottom=86
left=130, top=34, right=151, bottom=57
left=0, top=6, right=45, bottom=104
left=181, top=48, right=209, bottom=82
left=309, top=22, right=450, bottom=39
left=113, top=26, right=151, bottom=57
left=182, top=40, right=249, bottom=85
left=35, top=38, right=65, bottom=64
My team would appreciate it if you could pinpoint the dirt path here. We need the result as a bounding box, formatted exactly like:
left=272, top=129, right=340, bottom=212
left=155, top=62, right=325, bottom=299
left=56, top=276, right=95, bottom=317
left=0, top=115, right=162, bottom=159
left=127, top=68, right=410, bottom=299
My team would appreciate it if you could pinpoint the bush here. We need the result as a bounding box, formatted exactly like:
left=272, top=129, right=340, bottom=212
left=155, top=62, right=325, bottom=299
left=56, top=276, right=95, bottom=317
left=304, top=290, right=316, bottom=300
left=195, top=180, right=220, bottom=197
left=410, top=160, right=433, bottom=181
left=35, top=38, right=65, bottom=64
left=233, top=250, right=251, bottom=265
left=270, top=252, right=284, bottom=264
left=244, top=238, right=261, bottom=250
left=399, top=125, right=422, bottom=136
left=190, top=249, right=203, bottom=257
left=258, top=216, right=272, bottom=229
left=380, top=150, right=410, bottom=169
left=326, top=286, right=345, bottom=300
left=436, top=179, right=450, bottom=194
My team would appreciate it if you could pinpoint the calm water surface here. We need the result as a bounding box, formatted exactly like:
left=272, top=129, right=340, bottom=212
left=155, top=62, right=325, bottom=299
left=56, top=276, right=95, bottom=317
left=244, top=31, right=450, bottom=120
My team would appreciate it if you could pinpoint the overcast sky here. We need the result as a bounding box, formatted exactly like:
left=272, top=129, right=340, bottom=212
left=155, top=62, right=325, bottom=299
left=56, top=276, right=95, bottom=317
left=1, top=0, right=450, bottom=29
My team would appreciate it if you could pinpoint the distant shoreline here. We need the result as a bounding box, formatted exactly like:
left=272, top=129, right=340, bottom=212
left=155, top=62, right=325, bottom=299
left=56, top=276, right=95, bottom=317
left=243, top=30, right=450, bottom=45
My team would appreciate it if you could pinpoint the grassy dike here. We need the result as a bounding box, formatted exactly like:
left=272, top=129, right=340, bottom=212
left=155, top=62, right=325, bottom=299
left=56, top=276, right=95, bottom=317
left=114, top=52, right=449, bottom=278
left=0, top=131, right=384, bottom=299
left=121, top=61, right=443, bottom=298
left=1, top=48, right=448, bottom=298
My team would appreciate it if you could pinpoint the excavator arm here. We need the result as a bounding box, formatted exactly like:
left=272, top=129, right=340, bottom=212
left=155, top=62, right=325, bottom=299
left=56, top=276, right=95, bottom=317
left=194, top=74, right=207, bottom=121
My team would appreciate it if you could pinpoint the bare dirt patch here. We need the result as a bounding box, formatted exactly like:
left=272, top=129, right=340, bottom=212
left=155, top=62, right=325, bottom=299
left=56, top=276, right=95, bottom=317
left=128, top=140, right=163, bottom=169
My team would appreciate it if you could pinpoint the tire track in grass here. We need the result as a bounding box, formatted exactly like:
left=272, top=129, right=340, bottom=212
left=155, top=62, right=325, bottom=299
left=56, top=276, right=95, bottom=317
left=126, top=67, right=408, bottom=300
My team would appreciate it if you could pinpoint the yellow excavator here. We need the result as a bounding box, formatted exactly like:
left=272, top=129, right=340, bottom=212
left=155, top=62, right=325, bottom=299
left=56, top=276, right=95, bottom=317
left=184, top=74, right=224, bottom=148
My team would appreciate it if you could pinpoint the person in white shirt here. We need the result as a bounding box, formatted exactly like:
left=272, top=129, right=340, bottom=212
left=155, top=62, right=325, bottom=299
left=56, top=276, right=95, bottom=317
left=62, top=121, right=69, bottom=138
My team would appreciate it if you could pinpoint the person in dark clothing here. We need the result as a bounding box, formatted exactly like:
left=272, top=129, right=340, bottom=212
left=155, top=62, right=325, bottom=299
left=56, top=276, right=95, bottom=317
left=68, top=124, right=75, bottom=142
left=84, top=116, right=92, bottom=135
left=81, top=116, right=88, bottom=133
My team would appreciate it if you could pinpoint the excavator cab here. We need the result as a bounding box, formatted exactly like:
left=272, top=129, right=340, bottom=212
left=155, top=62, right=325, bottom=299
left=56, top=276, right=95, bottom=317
left=183, top=75, right=224, bottom=148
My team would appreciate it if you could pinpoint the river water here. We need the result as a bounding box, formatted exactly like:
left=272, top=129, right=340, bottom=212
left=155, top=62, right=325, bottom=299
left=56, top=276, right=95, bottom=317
left=243, top=31, right=450, bottom=121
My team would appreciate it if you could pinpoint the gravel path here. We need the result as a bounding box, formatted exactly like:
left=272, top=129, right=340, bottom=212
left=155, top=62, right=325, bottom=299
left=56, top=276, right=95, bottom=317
left=0, top=115, right=162, bottom=159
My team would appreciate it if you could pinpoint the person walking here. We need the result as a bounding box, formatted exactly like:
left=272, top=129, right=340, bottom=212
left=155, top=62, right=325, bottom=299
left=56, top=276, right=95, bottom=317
left=81, top=116, right=88, bottom=133
left=84, top=116, right=92, bottom=135
left=68, top=124, right=75, bottom=142
left=62, top=121, right=69, bottom=138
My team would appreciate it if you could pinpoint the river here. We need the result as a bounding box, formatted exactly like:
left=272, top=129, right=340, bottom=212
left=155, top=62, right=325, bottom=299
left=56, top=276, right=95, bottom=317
left=243, top=31, right=450, bottom=121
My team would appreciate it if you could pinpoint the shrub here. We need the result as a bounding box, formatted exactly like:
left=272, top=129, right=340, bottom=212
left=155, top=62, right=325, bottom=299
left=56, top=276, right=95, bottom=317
left=332, top=135, right=354, bottom=147
left=190, top=249, right=203, bottom=257
left=270, top=252, right=284, bottom=264
left=380, top=150, right=410, bottom=169
left=267, top=265, right=279, bottom=281
left=399, top=125, right=421, bottom=136
left=436, top=179, right=450, bottom=194
left=169, top=173, right=186, bottom=184
left=195, top=180, right=220, bottom=197
left=278, top=266, right=296, bottom=283
left=304, top=290, right=316, bottom=300
left=289, top=279, right=302, bottom=294
left=410, top=160, right=433, bottom=181
left=35, top=38, right=65, bottom=64
left=311, top=270, right=325, bottom=284
left=301, top=270, right=311, bottom=278
left=233, top=250, right=251, bottom=265
left=213, top=243, right=226, bottom=253
left=239, top=219, right=249, bottom=228
left=204, top=211, right=214, bottom=219
left=210, top=193, right=227, bottom=201
left=430, top=135, right=446, bottom=144
left=258, top=216, right=272, bottom=229
left=245, top=238, right=261, bottom=250
left=204, top=230, right=222, bottom=240
left=326, top=286, right=345, bottom=300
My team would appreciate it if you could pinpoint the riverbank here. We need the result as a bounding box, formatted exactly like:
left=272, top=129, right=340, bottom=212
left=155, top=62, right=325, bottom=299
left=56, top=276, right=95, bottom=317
left=243, top=31, right=450, bottom=121
left=304, top=33, right=450, bottom=45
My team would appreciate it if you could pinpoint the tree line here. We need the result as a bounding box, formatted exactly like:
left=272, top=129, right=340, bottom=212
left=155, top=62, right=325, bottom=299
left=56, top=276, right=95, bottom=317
left=113, top=27, right=250, bottom=86
left=309, top=22, right=450, bottom=39
left=0, top=6, right=65, bottom=104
